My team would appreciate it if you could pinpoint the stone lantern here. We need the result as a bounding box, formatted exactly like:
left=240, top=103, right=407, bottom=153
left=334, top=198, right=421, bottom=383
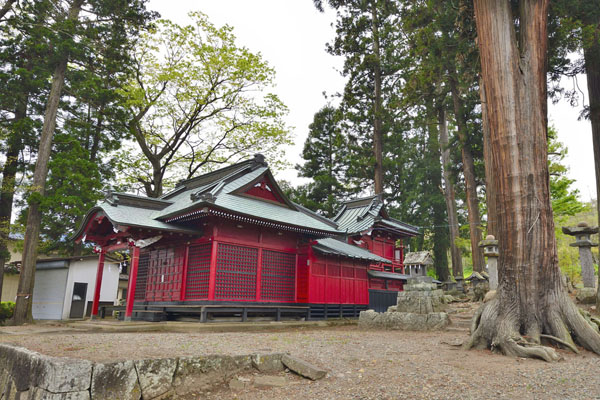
left=562, top=222, right=598, bottom=288
left=479, top=234, right=499, bottom=290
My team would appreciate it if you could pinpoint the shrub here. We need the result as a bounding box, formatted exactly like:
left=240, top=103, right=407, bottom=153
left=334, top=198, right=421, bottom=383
left=0, top=301, right=15, bottom=324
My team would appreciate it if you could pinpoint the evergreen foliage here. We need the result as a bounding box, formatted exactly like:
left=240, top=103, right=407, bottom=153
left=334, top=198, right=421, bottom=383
left=294, top=105, right=349, bottom=217
left=8, top=0, right=156, bottom=255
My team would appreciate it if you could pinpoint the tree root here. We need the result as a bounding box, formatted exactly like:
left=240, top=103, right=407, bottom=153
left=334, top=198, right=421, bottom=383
left=470, top=302, right=484, bottom=335
left=465, top=292, right=600, bottom=362
left=540, top=334, right=579, bottom=354
left=503, top=337, right=562, bottom=362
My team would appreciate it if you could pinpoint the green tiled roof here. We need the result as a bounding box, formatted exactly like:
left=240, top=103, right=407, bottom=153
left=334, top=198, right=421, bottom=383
left=333, top=195, right=419, bottom=236
left=313, top=238, right=391, bottom=263
left=367, top=270, right=410, bottom=280
left=73, top=202, right=202, bottom=241
left=76, top=155, right=343, bottom=240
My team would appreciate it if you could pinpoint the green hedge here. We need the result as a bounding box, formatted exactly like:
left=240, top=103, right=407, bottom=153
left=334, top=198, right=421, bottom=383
left=0, top=302, right=15, bottom=324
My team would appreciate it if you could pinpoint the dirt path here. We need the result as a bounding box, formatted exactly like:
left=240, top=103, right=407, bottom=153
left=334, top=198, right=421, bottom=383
left=1, top=303, right=599, bottom=399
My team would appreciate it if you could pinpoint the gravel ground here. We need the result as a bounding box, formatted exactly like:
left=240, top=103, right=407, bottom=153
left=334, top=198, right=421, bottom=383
left=1, top=303, right=600, bottom=399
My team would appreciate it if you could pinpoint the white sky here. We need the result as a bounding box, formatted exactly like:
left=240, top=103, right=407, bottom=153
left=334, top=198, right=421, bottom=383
left=148, top=0, right=596, bottom=201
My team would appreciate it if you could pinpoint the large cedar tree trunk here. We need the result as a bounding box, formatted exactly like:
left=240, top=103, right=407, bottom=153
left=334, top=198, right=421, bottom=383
left=480, top=79, right=497, bottom=237
left=447, top=69, right=485, bottom=272
left=582, top=13, right=600, bottom=311
left=468, top=0, right=600, bottom=360
left=438, top=107, right=464, bottom=278
left=371, top=1, right=384, bottom=195
left=0, top=95, right=27, bottom=300
left=12, top=0, right=84, bottom=325
left=427, top=104, right=450, bottom=282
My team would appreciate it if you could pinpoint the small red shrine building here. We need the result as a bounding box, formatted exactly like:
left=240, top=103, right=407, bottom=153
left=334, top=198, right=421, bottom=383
left=74, top=155, right=419, bottom=320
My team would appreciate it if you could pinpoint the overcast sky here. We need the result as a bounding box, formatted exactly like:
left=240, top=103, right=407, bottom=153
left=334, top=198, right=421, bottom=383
left=148, top=0, right=596, bottom=201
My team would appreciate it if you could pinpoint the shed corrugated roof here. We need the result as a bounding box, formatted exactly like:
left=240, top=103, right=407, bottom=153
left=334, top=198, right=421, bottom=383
left=313, top=238, right=391, bottom=263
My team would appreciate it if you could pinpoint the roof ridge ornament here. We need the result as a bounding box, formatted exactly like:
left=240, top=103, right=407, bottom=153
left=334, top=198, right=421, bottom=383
left=251, top=153, right=268, bottom=169
left=104, top=185, right=119, bottom=206
left=190, top=191, right=216, bottom=203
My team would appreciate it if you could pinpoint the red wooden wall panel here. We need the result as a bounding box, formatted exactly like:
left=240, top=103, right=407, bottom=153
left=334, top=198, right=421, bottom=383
left=296, top=248, right=309, bottom=302
left=145, top=247, right=185, bottom=301
left=214, top=243, right=258, bottom=300
left=185, top=243, right=212, bottom=300
left=260, top=250, right=295, bottom=302
left=309, top=253, right=370, bottom=305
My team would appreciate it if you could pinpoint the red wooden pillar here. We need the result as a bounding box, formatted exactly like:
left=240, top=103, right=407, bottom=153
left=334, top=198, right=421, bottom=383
left=180, top=245, right=190, bottom=301
left=90, top=248, right=106, bottom=319
left=399, top=240, right=405, bottom=274
left=124, top=246, right=140, bottom=321
left=256, top=248, right=263, bottom=301
left=207, top=240, right=218, bottom=300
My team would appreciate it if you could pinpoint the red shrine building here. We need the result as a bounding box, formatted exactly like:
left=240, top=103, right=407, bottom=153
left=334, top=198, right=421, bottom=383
left=74, top=155, right=419, bottom=321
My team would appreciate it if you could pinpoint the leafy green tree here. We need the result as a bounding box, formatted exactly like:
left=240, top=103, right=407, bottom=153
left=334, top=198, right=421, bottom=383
left=295, top=106, right=349, bottom=217
left=548, top=126, right=585, bottom=220
left=119, top=13, right=290, bottom=198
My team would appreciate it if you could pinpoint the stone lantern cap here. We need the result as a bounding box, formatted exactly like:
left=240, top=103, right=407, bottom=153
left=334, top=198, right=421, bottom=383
left=562, top=222, right=598, bottom=248
left=479, top=234, right=499, bottom=257
left=561, top=222, right=598, bottom=236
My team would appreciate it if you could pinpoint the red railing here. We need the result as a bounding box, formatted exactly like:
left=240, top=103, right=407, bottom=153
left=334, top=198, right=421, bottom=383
left=368, top=262, right=405, bottom=274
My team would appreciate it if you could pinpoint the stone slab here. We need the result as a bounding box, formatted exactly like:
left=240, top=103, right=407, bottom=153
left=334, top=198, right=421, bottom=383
left=33, top=355, right=93, bottom=393
left=134, top=358, right=177, bottom=399
left=251, top=353, right=284, bottom=373
left=0, top=344, right=92, bottom=394
left=281, top=355, right=326, bottom=380
left=92, top=360, right=141, bottom=400
left=173, top=354, right=254, bottom=395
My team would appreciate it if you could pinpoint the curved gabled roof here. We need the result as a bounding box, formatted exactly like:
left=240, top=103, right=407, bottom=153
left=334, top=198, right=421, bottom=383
left=333, top=195, right=419, bottom=236
left=74, top=155, right=344, bottom=243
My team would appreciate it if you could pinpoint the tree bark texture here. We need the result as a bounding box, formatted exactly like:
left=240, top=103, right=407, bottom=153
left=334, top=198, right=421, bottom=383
left=0, top=93, right=27, bottom=301
left=468, top=0, right=600, bottom=360
left=581, top=11, right=600, bottom=310
left=12, top=0, right=84, bottom=325
left=447, top=69, right=485, bottom=272
left=480, top=79, right=497, bottom=237
left=371, top=1, right=384, bottom=195
left=438, top=107, right=464, bottom=279
left=427, top=105, right=450, bottom=282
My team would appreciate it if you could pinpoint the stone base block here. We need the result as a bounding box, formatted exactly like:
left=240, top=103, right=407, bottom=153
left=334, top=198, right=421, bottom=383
left=576, top=287, right=597, bottom=304
left=358, top=310, right=450, bottom=331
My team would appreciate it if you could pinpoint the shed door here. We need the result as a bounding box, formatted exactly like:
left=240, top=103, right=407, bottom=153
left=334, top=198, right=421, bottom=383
left=32, top=269, right=68, bottom=320
left=69, top=282, right=88, bottom=319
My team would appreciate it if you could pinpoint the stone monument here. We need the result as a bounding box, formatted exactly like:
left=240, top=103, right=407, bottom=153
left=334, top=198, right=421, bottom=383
left=479, top=235, right=499, bottom=290
left=358, top=276, right=450, bottom=330
left=562, top=222, right=598, bottom=289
